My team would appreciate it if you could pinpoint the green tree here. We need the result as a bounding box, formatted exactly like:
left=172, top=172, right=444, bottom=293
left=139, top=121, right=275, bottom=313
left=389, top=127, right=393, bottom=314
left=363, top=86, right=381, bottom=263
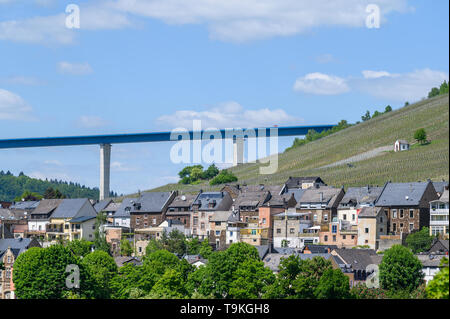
left=426, top=257, right=449, bottom=299
left=379, top=245, right=424, bottom=293
left=13, top=245, right=95, bottom=299
left=361, top=110, right=371, bottom=122
left=186, top=237, right=202, bottom=254
left=14, top=190, right=43, bottom=201
left=93, top=213, right=111, bottom=254
left=428, top=87, right=440, bottom=98
left=372, top=110, right=382, bottom=118
left=439, top=80, right=449, bottom=95
left=148, top=269, right=188, bottom=299
left=66, top=239, right=93, bottom=257
left=199, top=240, right=213, bottom=258
left=209, top=170, right=238, bottom=185
left=384, top=105, right=392, bottom=113
left=405, top=227, right=434, bottom=253
left=314, top=268, right=351, bottom=299
left=81, top=250, right=118, bottom=298
left=202, top=164, right=220, bottom=179
left=120, top=238, right=134, bottom=256
left=414, top=128, right=427, bottom=144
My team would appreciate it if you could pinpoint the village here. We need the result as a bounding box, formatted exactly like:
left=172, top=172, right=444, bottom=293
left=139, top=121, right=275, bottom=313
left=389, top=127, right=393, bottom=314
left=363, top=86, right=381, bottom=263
left=1, top=175, right=448, bottom=299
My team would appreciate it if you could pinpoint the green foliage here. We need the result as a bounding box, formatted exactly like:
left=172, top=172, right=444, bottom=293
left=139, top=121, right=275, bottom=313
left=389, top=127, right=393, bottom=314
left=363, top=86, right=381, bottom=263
left=120, top=238, right=134, bottom=257
left=428, top=87, right=440, bottom=98
left=314, top=268, right=352, bottom=299
left=426, top=257, right=449, bottom=299
left=414, top=128, right=427, bottom=144
left=361, top=110, right=371, bottom=122
left=0, top=171, right=101, bottom=201
left=148, top=269, right=188, bottom=299
left=14, top=190, right=43, bottom=201
left=428, top=80, right=449, bottom=98
left=178, top=164, right=220, bottom=185
left=350, top=284, right=387, bottom=299
left=379, top=245, right=424, bottom=293
left=66, top=239, right=93, bottom=257
left=81, top=250, right=118, bottom=298
left=405, top=227, right=434, bottom=253
left=93, top=213, right=111, bottom=254
left=43, top=187, right=66, bottom=199
left=209, top=169, right=238, bottom=185
left=385, top=105, right=392, bottom=113
left=13, top=245, right=96, bottom=299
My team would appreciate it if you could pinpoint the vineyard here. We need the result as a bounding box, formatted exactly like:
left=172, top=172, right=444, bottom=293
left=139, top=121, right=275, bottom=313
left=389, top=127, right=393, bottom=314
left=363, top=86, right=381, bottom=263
left=147, top=94, right=449, bottom=195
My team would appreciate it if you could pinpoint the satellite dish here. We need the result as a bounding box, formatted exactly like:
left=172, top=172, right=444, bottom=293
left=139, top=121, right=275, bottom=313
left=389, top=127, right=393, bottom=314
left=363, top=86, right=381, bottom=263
left=181, top=195, right=186, bottom=201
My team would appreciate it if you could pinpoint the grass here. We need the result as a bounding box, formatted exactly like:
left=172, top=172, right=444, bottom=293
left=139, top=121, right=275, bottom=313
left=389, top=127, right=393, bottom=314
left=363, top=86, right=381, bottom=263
left=141, top=94, right=449, bottom=195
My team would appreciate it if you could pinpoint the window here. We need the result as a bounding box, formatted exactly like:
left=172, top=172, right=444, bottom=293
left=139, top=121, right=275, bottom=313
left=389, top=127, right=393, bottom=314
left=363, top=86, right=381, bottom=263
left=262, top=218, right=266, bottom=225
left=400, top=223, right=403, bottom=229
left=152, top=218, right=156, bottom=225
left=215, top=222, right=221, bottom=226
left=409, top=223, right=414, bottom=231
left=343, top=235, right=346, bottom=240
left=343, top=214, right=347, bottom=220
left=379, top=217, right=383, bottom=223
left=409, top=210, right=414, bottom=218
left=229, top=231, right=233, bottom=236
left=138, top=247, right=142, bottom=253
left=289, top=228, right=295, bottom=234
left=251, top=229, right=256, bottom=235
left=193, top=217, right=198, bottom=226
left=215, top=230, right=220, bottom=236
left=324, top=214, right=328, bottom=221
left=276, top=228, right=281, bottom=234
left=351, top=235, right=355, bottom=239
left=201, top=223, right=205, bottom=230
left=400, top=209, right=404, bottom=218
left=393, top=223, right=397, bottom=232
left=392, top=209, right=397, bottom=218
left=324, top=235, right=328, bottom=242
left=332, top=235, right=336, bottom=242
left=365, top=240, right=368, bottom=244
left=352, top=214, right=356, bottom=221
left=365, top=227, right=369, bottom=234
left=313, top=214, right=318, bottom=221
left=332, top=225, right=337, bottom=233
left=380, top=228, right=384, bottom=233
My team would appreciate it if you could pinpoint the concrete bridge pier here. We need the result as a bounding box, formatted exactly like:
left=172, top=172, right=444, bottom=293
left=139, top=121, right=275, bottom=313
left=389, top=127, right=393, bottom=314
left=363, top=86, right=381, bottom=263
left=233, top=137, right=244, bottom=166
left=99, top=143, right=111, bottom=200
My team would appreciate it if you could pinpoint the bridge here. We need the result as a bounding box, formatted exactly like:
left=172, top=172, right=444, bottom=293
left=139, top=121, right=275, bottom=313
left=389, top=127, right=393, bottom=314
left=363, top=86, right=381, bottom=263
left=0, top=125, right=335, bottom=199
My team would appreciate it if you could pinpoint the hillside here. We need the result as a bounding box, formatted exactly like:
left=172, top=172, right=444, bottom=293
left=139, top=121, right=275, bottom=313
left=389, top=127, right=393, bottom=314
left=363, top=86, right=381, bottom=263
left=148, top=94, right=449, bottom=194
left=0, top=172, right=102, bottom=201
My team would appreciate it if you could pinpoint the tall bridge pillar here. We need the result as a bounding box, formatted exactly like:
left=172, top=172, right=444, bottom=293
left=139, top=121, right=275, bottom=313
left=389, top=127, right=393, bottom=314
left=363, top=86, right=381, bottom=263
left=233, top=137, right=244, bottom=166
left=99, top=143, right=111, bottom=200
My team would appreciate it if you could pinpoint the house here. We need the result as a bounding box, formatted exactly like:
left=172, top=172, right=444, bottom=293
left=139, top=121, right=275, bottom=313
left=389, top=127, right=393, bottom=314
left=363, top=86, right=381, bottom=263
left=93, top=199, right=113, bottom=214
left=0, top=237, right=41, bottom=299
left=337, top=186, right=384, bottom=225
left=209, top=210, right=234, bottom=250
left=102, top=202, right=121, bottom=224
left=432, top=181, right=449, bottom=197
left=357, top=207, right=388, bottom=250
left=191, top=191, right=233, bottom=240
left=46, top=198, right=98, bottom=241
left=263, top=251, right=331, bottom=273
left=375, top=181, right=439, bottom=235
left=296, top=186, right=345, bottom=225
left=331, top=248, right=383, bottom=287
left=428, top=238, right=449, bottom=255
left=429, top=187, right=449, bottom=238
left=0, top=202, right=11, bottom=209
left=283, top=176, right=326, bottom=191
left=1, top=205, right=31, bottom=236
left=416, top=254, right=448, bottom=284
left=165, top=193, right=196, bottom=232
left=319, top=220, right=358, bottom=248
left=112, top=198, right=134, bottom=228
left=298, top=226, right=321, bottom=246
left=105, top=225, right=124, bottom=256
left=272, top=210, right=313, bottom=248
left=183, top=255, right=208, bottom=268
left=9, top=201, right=39, bottom=216
left=27, top=199, right=63, bottom=239
left=226, top=214, right=246, bottom=245
left=130, top=191, right=176, bottom=231
left=394, top=139, right=410, bottom=152
left=232, top=185, right=271, bottom=226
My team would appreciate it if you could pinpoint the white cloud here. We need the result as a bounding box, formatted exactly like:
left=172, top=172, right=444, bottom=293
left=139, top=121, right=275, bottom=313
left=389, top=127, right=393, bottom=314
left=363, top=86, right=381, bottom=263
left=43, top=159, right=62, bottom=166
left=78, top=115, right=107, bottom=128
left=355, top=68, right=449, bottom=101
left=0, top=88, right=33, bottom=120
left=29, top=171, right=71, bottom=181
left=293, top=72, right=350, bottom=95
left=157, top=101, right=303, bottom=129
left=2, top=75, right=43, bottom=85
left=361, top=70, right=392, bottom=79
left=111, top=161, right=137, bottom=172
left=58, top=62, right=93, bottom=75
left=0, top=0, right=411, bottom=44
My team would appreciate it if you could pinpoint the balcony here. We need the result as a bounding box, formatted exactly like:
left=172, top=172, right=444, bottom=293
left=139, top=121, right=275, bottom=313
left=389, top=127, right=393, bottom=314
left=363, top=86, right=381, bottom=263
left=430, top=209, right=449, bottom=215
left=430, top=220, right=449, bottom=226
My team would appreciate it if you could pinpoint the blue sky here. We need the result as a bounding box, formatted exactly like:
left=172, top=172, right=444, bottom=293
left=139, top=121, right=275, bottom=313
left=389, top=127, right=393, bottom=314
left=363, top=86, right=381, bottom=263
left=0, top=0, right=448, bottom=195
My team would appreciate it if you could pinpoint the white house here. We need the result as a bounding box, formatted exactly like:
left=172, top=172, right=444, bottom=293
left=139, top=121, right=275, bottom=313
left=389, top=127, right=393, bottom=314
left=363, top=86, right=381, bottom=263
left=429, top=187, right=449, bottom=238
left=394, top=139, right=410, bottom=152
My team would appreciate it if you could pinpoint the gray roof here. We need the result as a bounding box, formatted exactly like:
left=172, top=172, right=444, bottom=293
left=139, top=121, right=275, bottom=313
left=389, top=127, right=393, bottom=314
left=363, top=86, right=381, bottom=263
left=263, top=253, right=331, bottom=272
left=296, top=186, right=343, bottom=208
left=210, top=211, right=233, bottom=222
left=114, top=198, right=135, bottom=218
left=428, top=239, right=449, bottom=254
left=439, top=189, right=449, bottom=202
left=432, top=182, right=449, bottom=195
left=358, top=207, right=383, bottom=218
left=255, top=245, right=269, bottom=260
left=104, top=202, right=121, bottom=212
left=233, top=188, right=270, bottom=209
left=285, top=176, right=325, bottom=189
left=168, top=194, right=196, bottom=208
left=375, top=182, right=433, bottom=206
left=70, top=216, right=96, bottom=223
left=193, top=192, right=232, bottom=211
left=94, top=199, right=113, bottom=213
left=339, top=186, right=384, bottom=206
left=51, top=198, right=96, bottom=219
left=0, top=224, right=13, bottom=239
left=416, top=254, right=447, bottom=268
left=114, top=256, right=142, bottom=268
left=0, top=238, right=36, bottom=258
left=131, top=192, right=173, bottom=213
left=0, top=208, right=13, bottom=220
left=10, top=201, right=40, bottom=210
left=31, top=199, right=63, bottom=216
left=332, top=248, right=379, bottom=271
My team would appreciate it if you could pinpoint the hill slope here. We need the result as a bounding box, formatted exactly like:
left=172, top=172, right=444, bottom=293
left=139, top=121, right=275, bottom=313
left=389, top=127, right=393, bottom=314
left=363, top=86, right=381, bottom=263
left=148, top=94, right=449, bottom=194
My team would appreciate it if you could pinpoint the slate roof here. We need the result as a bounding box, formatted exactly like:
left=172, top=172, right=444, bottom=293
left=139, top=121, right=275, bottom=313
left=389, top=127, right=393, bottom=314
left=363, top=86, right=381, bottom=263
left=233, top=188, right=270, bottom=209
left=296, top=186, right=343, bottom=208
left=332, top=248, right=380, bottom=271
left=210, top=211, right=233, bottom=222
left=358, top=207, right=382, bottom=218
left=103, top=202, right=120, bottom=212
left=416, top=254, right=447, bottom=268
left=114, top=198, right=135, bottom=218
left=0, top=208, right=13, bottom=220
left=0, top=224, right=13, bottom=239
left=285, top=176, right=325, bottom=189
left=131, top=192, right=173, bottom=213
left=168, top=194, right=196, bottom=209
left=339, top=186, right=383, bottom=207
left=375, top=182, right=434, bottom=206
left=255, top=245, right=270, bottom=260
left=265, top=193, right=296, bottom=207
left=114, top=256, right=142, bottom=268
left=31, top=199, right=63, bottom=216
left=439, top=189, right=449, bottom=202
left=303, top=244, right=337, bottom=254
left=432, top=181, right=449, bottom=195
left=0, top=238, right=36, bottom=258
left=10, top=201, right=40, bottom=210
left=193, top=192, right=232, bottom=211
left=70, top=216, right=96, bottom=223
left=428, top=238, right=449, bottom=254
left=94, top=199, right=113, bottom=213
left=51, top=198, right=96, bottom=219
left=263, top=253, right=331, bottom=272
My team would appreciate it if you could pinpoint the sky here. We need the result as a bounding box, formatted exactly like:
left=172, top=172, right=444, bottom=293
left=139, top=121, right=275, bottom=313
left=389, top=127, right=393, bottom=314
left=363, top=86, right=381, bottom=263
left=0, top=0, right=449, bottom=195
